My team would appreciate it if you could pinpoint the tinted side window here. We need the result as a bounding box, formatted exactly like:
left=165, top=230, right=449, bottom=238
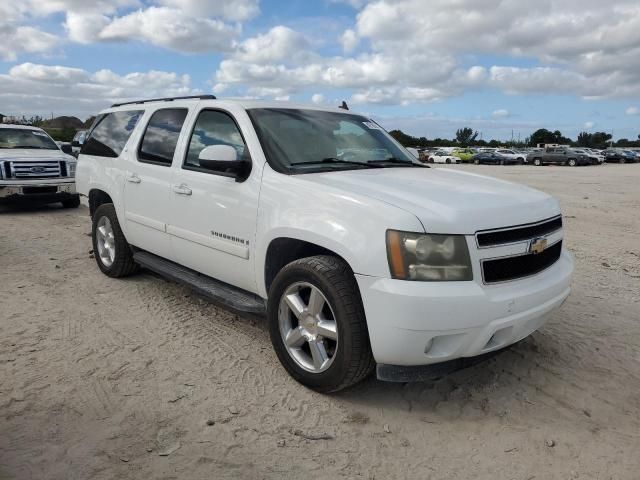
left=184, top=110, right=247, bottom=172
left=138, top=108, right=188, bottom=166
left=82, top=110, right=143, bottom=158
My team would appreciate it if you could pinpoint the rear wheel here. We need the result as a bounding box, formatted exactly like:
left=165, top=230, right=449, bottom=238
left=620, top=157, right=626, bottom=164
left=445, top=158, right=451, bottom=164
left=474, top=159, right=480, bottom=165
left=91, top=204, right=138, bottom=278
left=499, top=159, right=505, bottom=166
left=533, top=158, right=542, bottom=166
left=268, top=255, right=374, bottom=392
left=567, top=158, right=577, bottom=167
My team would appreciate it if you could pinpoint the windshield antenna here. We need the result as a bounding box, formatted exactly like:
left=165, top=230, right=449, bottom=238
left=339, top=101, right=349, bottom=110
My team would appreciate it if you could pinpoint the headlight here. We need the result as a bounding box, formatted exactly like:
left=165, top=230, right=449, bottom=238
left=386, top=230, right=473, bottom=281
left=67, top=161, right=77, bottom=177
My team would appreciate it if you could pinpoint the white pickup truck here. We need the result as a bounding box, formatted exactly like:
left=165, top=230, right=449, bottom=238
left=76, top=96, right=573, bottom=392
left=0, top=124, right=79, bottom=207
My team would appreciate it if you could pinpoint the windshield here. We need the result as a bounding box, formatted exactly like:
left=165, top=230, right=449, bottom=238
left=0, top=128, right=59, bottom=150
left=247, top=108, right=416, bottom=173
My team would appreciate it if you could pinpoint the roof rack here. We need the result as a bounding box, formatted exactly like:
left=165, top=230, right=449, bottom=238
left=111, top=94, right=216, bottom=108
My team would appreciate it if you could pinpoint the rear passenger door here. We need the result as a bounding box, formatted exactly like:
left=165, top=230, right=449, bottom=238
left=168, top=108, right=260, bottom=293
left=122, top=108, right=189, bottom=259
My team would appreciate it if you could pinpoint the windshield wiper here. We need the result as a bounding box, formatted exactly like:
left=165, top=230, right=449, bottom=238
left=8, top=146, right=51, bottom=149
left=367, top=157, right=428, bottom=167
left=290, top=157, right=384, bottom=168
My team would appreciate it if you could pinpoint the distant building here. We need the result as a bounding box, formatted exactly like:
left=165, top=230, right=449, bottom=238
left=0, top=113, right=5, bottom=123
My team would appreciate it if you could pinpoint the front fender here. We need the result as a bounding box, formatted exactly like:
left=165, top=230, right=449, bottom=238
left=254, top=167, right=424, bottom=297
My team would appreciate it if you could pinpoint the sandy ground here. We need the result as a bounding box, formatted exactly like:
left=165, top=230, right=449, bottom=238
left=1, top=163, right=639, bottom=480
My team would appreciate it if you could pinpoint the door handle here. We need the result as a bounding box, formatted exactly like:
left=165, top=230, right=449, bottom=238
left=172, top=184, right=192, bottom=196
left=126, top=173, right=141, bottom=184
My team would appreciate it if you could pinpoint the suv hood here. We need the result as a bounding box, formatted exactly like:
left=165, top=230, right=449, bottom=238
left=304, top=167, right=560, bottom=234
left=0, top=149, right=70, bottom=161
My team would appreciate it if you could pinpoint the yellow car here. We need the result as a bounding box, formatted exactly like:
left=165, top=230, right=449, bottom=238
left=452, top=148, right=475, bottom=162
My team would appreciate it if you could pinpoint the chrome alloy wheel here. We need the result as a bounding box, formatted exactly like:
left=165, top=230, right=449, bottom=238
left=96, top=216, right=116, bottom=268
left=278, top=282, right=338, bottom=373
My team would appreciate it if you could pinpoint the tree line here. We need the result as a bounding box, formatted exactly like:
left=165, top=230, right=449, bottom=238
left=390, top=127, right=640, bottom=149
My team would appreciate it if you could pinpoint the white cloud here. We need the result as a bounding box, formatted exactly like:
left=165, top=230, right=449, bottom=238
left=626, top=106, right=639, bottom=115
left=97, top=7, right=238, bottom=53
left=492, top=109, right=510, bottom=118
left=584, top=121, right=595, bottom=129
left=64, top=12, right=111, bottom=43
left=311, top=93, right=324, bottom=104
left=0, top=62, right=197, bottom=118
left=233, top=26, right=310, bottom=64
left=340, top=29, right=359, bottom=53
left=156, top=0, right=259, bottom=21
left=0, top=24, right=60, bottom=61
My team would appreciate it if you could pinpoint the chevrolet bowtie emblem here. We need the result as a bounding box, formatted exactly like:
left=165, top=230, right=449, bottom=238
left=529, top=237, right=548, bottom=255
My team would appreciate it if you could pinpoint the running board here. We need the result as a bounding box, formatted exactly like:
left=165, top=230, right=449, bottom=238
left=133, top=251, right=266, bottom=315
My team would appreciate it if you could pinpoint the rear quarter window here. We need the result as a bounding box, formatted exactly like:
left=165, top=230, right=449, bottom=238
left=81, top=110, right=143, bottom=158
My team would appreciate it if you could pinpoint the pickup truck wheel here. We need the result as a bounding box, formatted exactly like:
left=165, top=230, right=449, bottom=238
left=268, top=255, right=374, bottom=392
left=61, top=196, right=80, bottom=208
left=91, top=203, right=138, bottom=278
left=533, top=158, right=542, bottom=166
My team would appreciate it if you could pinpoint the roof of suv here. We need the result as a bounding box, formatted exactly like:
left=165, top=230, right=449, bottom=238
left=104, top=98, right=354, bottom=115
left=0, top=124, right=45, bottom=131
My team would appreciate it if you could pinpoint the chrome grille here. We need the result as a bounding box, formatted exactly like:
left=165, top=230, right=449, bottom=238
left=475, top=216, right=564, bottom=284
left=10, top=161, right=62, bottom=179
left=476, top=216, right=562, bottom=248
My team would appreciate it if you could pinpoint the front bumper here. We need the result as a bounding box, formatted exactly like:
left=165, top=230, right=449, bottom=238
left=356, top=249, right=573, bottom=367
left=0, top=182, right=77, bottom=201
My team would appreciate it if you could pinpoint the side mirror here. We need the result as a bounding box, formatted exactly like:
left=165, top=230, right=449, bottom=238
left=72, top=140, right=81, bottom=147
left=198, top=145, right=249, bottom=180
left=61, top=144, right=73, bottom=155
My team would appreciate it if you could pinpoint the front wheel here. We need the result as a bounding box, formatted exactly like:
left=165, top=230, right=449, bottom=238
left=268, top=255, right=374, bottom=392
left=474, top=159, right=480, bottom=165
left=91, top=204, right=138, bottom=278
left=533, top=158, right=542, bottom=166
left=567, top=158, right=577, bottom=167
left=620, top=157, right=626, bottom=164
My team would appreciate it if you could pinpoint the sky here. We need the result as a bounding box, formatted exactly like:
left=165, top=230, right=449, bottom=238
left=1, top=0, right=640, bottom=141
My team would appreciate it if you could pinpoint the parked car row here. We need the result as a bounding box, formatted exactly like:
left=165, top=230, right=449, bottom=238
left=413, top=145, right=639, bottom=167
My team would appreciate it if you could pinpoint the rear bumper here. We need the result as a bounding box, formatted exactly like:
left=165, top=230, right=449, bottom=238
left=0, top=182, right=77, bottom=201
left=356, top=249, right=573, bottom=367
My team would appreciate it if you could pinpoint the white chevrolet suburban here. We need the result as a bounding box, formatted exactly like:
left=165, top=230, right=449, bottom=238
left=0, top=124, right=80, bottom=207
left=76, top=95, right=573, bottom=392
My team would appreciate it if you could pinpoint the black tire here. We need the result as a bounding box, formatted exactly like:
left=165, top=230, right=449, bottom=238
left=91, top=203, right=138, bottom=278
left=567, top=158, right=577, bottom=167
left=499, top=159, right=505, bottom=166
left=474, top=159, right=480, bottom=165
left=620, top=157, right=626, bottom=164
left=446, top=158, right=451, bottom=164
left=533, top=158, right=542, bottom=166
left=267, top=255, right=374, bottom=393
left=62, top=196, right=80, bottom=208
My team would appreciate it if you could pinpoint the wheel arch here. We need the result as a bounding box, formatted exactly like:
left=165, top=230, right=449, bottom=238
left=88, top=188, right=114, bottom=218
left=263, top=237, right=353, bottom=294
